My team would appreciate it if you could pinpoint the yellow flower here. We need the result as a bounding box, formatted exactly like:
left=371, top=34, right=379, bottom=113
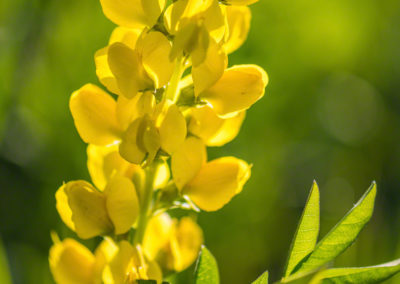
left=49, top=237, right=117, bottom=284
left=69, top=84, right=187, bottom=164
left=96, top=29, right=174, bottom=98
left=171, top=137, right=251, bottom=211
left=187, top=105, right=245, bottom=146
left=198, top=64, right=268, bottom=117
left=103, top=241, right=162, bottom=284
left=87, top=144, right=170, bottom=198
left=165, top=0, right=226, bottom=66
left=56, top=175, right=139, bottom=239
left=223, top=5, right=251, bottom=54
left=99, top=0, right=166, bottom=29
left=143, top=214, right=203, bottom=272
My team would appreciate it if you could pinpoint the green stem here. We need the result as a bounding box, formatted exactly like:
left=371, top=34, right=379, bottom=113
left=165, top=56, right=185, bottom=103
left=133, top=162, right=158, bottom=245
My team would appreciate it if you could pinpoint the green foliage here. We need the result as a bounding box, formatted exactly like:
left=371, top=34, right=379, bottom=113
left=309, top=259, right=400, bottom=284
left=276, top=181, right=400, bottom=283
left=194, top=246, right=219, bottom=284
left=252, top=270, right=269, bottom=284
left=284, top=181, right=320, bottom=277
left=292, top=182, right=376, bottom=275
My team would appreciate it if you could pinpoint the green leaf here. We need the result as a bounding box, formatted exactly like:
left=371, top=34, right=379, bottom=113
left=194, top=246, right=220, bottom=284
left=284, top=181, right=320, bottom=277
left=252, top=270, right=269, bottom=284
left=292, top=182, right=377, bottom=275
left=309, top=258, right=400, bottom=284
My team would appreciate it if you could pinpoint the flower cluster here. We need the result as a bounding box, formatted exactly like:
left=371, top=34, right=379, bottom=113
left=49, top=0, right=268, bottom=283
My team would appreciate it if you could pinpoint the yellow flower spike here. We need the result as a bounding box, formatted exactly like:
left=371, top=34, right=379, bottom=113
left=192, top=37, right=227, bottom=95
left=200, top=64, right=268, bottom=117
left=95, top=27, right=141, bottom=95
left=224, top=5, right=251, bottom=54
left=136, top=31, right=174, bottom=89
left=104, top=175, right=140, bottom=235
left=100, top=0, right=166, bottom=29
left=70, top=84, right=122, bottom=145
left=183, top=156, right=251, bottom=211
left=49, top=238, right=99, bottom=284
left=222, top=0, right=259, bottom=5
left=158, top=104, right=187, bottom=155
left=171, top=136, right=207, bottom=190
left=188, top=105, right=245, bottom=146
left=143, top=214, right=203, bottom=272
left=108, top=42, right=152, bottom=99
left=56, top=181, right=113, bottom=239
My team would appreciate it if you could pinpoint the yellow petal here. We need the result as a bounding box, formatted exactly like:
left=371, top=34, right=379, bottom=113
left=100, top=0, right=165, bottom=29
left=224, top=6, right=251, bottom=54
left=171, top=217, right=203, bottom=271
left=105, top=241, right=135, bottom=284
left=95, top=27, right=141, bottom=96
left=159, top=104, right=187, bottom=155
left=183, top=157, right=251, bottom=211
left=192, top=38, right=227, bottom=95
left=59, top=181, right=113, bottom=239
left=119, top=118, right=147, bottom=164
left=154, top=159, right=171, bottom=189
left=207, top=111, right=245, bottom=146
left=137, top=31, right=174, bottom=88
left=171, top=137, right=207, bottom=190
left=203, top=0, right=226, bottom=42
left=55, top=184, right=75, bottom=232
left=94, top=238, right=118, bottom=280
left=200, top=64, right=268, bottom=116
left=170, top=21, right=210, bottom=67
left=95, top=47, right=120, bottom=95
left=116, top=92, right=156, bottom=130
left=143, top=213, right=174, bottom=260
left=223, top=0, right=259, bottom=5
left=108, top=42, right=152, bottom=98
left=109, top=26, right=141, bottom=47
left=87, top=144, right=143, bottom=191
left=142, top=118, right=161, bottom=164
left=163, top=0, right=187, bottom=34
left=69, top=84, right=122, bottom=145
left=49, top=239, right=97, bottom=284
left=104, top=176, right=140, bottom=235
left=188, top=106, right=245, bottom=146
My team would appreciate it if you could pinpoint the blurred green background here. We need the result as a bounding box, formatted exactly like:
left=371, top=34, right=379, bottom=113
left=1, top=0, right=400, bottom=283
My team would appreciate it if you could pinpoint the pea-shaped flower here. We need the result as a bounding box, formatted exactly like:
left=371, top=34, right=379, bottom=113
left=69, top=84, right=187, bottom=164
left=49, top=237, right=117, bottom=284
left=56, top=175, right=139, bottom=239
left=96, top=28, right=174, bottom=98
left=171, top=137, right=251, bottom=211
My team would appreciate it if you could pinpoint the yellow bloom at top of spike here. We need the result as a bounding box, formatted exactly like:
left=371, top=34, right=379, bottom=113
left=51, top=0, right=269, bottom=282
